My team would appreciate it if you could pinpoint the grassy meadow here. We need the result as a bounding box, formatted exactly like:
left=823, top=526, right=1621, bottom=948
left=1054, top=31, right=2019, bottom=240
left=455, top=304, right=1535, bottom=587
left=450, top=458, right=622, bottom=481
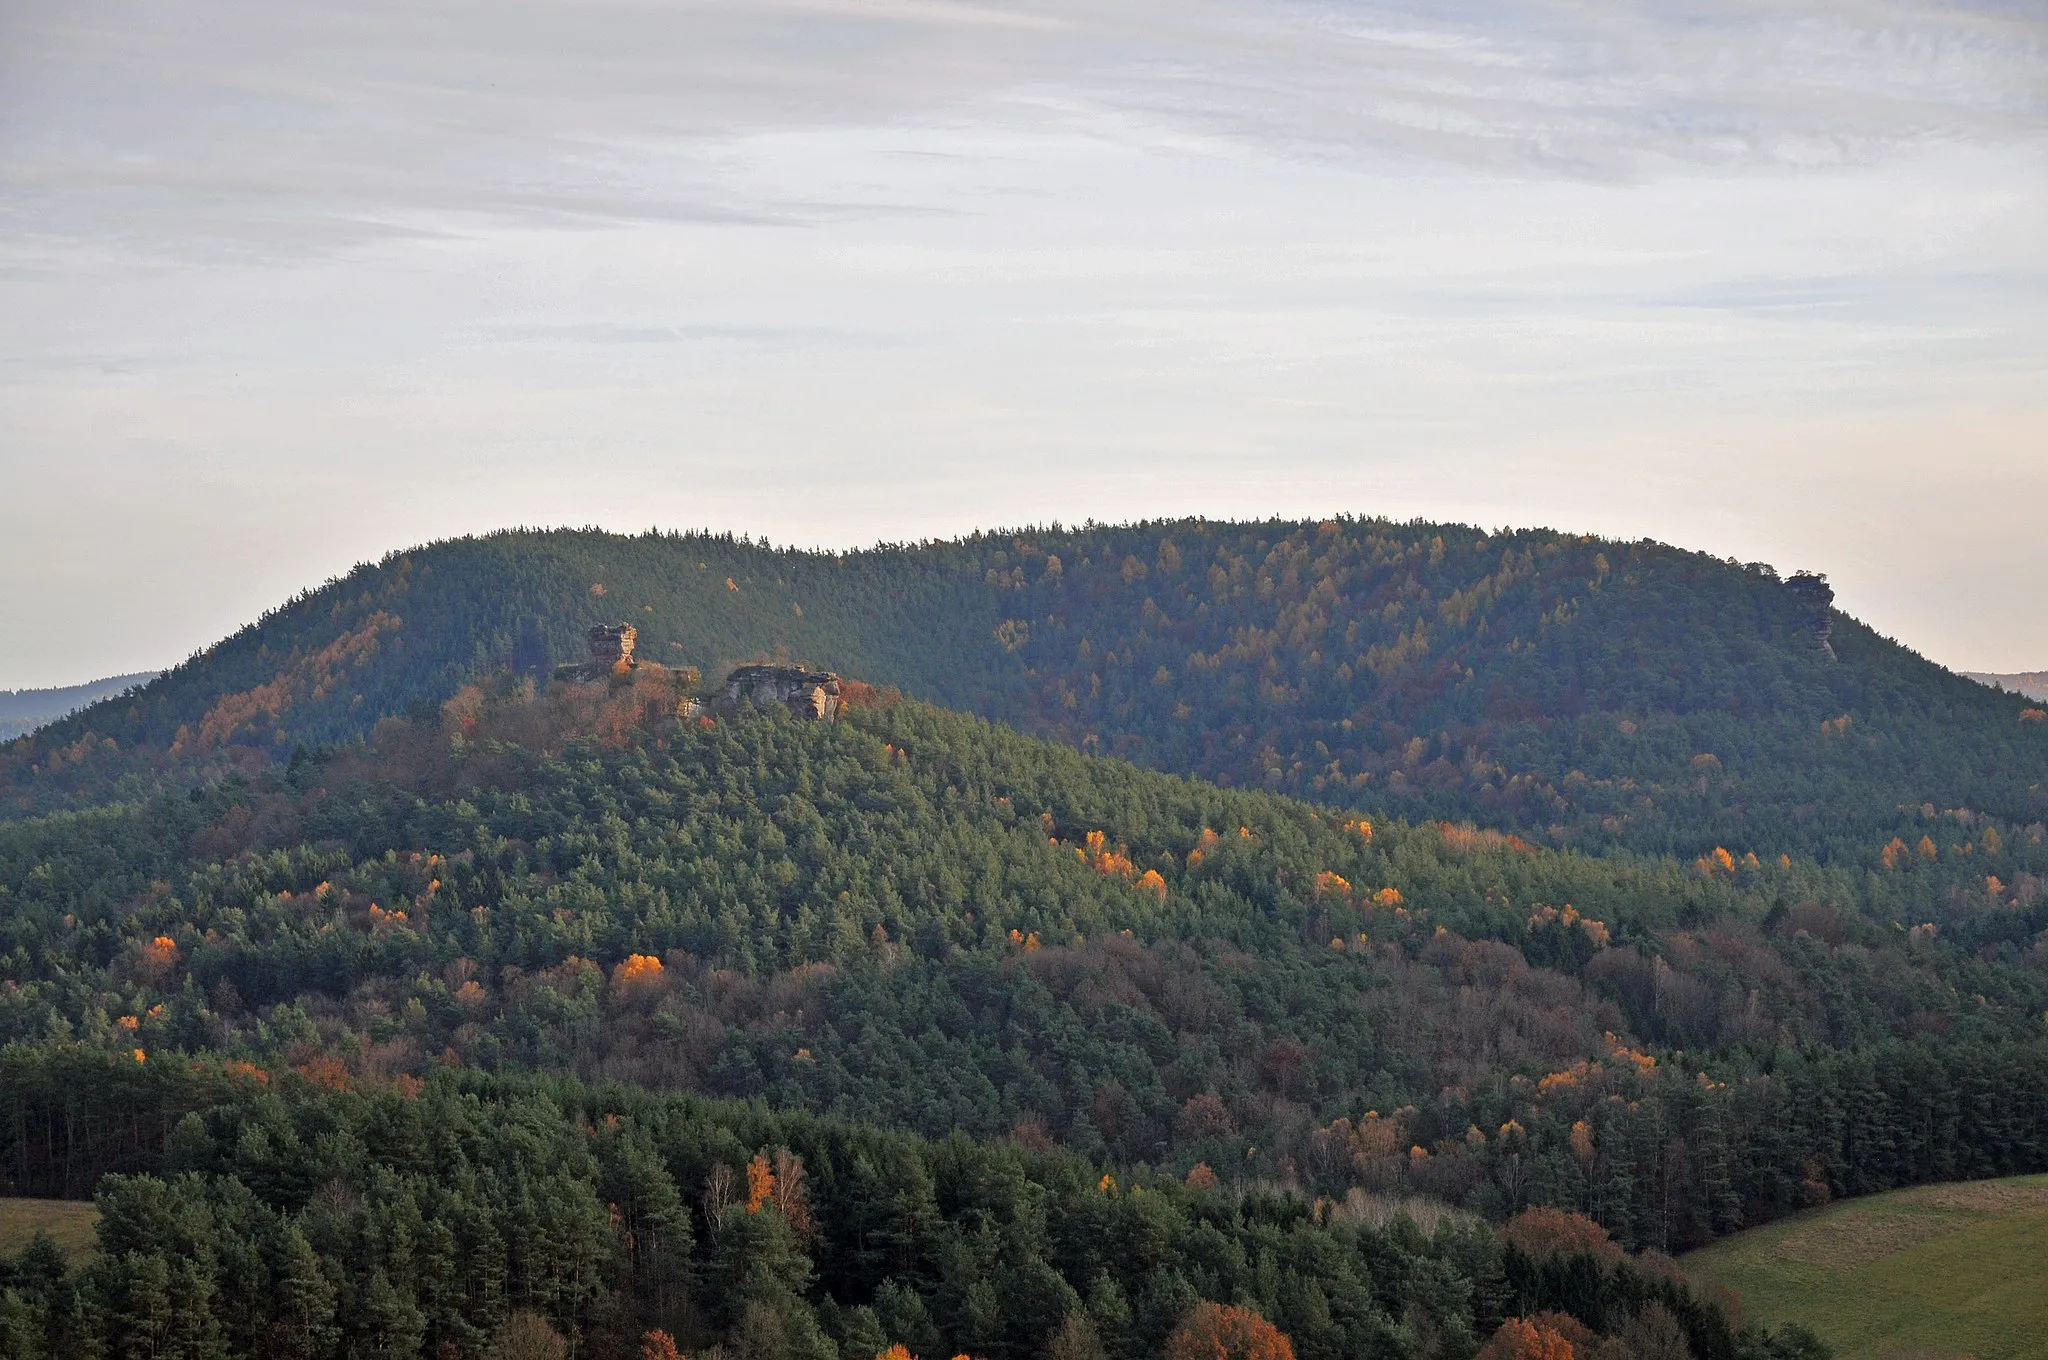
left=1682, top=1176, right=2048, bottom=1359
left=0, top=1198, right=99, bottom=1262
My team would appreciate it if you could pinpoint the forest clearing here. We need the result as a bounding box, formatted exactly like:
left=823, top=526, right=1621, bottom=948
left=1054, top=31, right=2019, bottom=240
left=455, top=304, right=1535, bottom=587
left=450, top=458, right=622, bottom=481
left=1682, top=1176, right=2048, bottom=1359
left=0, top=1200, right=98, bottom=1263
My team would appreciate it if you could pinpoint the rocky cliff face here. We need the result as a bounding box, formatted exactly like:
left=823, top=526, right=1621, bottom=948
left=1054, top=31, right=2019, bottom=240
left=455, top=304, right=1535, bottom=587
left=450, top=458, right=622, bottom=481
left=586, top=623, right=637, bottom=665
left=1784, top=574, right=1836, bottom=661
left=552, top=623, right=640, bottom=682
left=721, top=665, right=842, bottom=720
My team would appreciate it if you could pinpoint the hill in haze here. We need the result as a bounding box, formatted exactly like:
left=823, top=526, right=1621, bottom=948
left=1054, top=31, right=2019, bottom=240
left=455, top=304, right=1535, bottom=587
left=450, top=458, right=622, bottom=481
left=1966, top=670, right=2048, bottom=702
left=5, top=520, right=2043, bottom=865
left=0, top=672, right=160, bottom=742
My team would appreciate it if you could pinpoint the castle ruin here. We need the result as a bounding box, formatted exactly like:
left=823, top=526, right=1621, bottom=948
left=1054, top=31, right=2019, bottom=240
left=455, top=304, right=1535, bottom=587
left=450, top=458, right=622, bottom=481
left=552, top=623, right=640, bottom=682
left=554, top=625, right=845, bottom=721
left=587, top=623, right=637, bottom=667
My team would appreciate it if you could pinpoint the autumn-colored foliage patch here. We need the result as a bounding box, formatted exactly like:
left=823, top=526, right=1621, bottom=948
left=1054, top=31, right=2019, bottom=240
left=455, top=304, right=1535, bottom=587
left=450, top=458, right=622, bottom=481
left=1164, top=1303, right=1295, bottom=1360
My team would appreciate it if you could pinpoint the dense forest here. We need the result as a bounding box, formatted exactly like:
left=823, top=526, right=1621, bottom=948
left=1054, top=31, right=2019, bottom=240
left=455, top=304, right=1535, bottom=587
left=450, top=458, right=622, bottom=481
left=6, top=522, right=2044, bottom=861
left=0, top=1046, right=1829, bottom=1360
left=3, top=682, right=2042, bottom=1263
left=4, top=520, right=2046, bottom=1358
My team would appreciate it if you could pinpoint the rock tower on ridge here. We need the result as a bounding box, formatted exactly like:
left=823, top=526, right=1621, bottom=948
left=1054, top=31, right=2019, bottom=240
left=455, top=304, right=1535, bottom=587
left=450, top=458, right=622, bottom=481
left=1784, top=574, right=1836, bottom=661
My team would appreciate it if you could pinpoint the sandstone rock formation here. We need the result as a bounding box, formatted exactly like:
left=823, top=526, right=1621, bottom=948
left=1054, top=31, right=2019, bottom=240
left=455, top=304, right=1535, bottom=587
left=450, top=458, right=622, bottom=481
left=587, top=624, right=637, bottom=666
left=721, top=664, right=843, bottom=721
left=552, top=623, right=640, bottom=682
left=1784, top=573, right=1836, bottom=661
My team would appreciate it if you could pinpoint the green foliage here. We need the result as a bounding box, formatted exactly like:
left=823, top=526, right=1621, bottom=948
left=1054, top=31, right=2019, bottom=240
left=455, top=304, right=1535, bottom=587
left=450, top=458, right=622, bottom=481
left=0, top=1045, right=1786, bottom=1360
left=6, top=521, right=2043, bottom=864
left=0, top=689, right=2044, bottom=1263
left=0, top=513, right=2042, bottom=1360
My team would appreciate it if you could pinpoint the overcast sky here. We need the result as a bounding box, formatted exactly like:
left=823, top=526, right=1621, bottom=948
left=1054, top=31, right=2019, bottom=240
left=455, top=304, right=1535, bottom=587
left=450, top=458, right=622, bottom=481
left=2, top=0, right=2044, bottom=688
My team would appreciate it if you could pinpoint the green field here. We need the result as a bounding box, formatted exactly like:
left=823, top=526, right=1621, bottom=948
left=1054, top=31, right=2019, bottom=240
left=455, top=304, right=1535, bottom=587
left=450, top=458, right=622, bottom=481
left=0, top=1198, right=99, bottom=1262
left=1682, top=1176, right=2048, bottom=1359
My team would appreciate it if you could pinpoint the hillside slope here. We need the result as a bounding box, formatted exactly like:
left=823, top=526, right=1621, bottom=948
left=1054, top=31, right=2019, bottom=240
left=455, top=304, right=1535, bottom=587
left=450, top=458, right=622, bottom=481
left=6, top=522, right=2043, bottom=861
left=1681, top=1176, right=2048, bottom=1359
left=4, top=681, right=2044, bottom=1258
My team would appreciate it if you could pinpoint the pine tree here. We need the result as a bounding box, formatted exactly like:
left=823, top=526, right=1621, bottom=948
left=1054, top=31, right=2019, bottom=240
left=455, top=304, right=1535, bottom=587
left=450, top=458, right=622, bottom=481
left=265, top=1223, right=339, bottom=1360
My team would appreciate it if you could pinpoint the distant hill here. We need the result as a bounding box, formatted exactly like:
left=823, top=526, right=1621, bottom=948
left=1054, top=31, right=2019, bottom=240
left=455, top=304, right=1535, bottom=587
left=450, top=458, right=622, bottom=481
left=0, top=671, right=159, bottom=742
left=1967, top=670, right=2048, bottom=702
left=4, top=521, right=2043, bottom=862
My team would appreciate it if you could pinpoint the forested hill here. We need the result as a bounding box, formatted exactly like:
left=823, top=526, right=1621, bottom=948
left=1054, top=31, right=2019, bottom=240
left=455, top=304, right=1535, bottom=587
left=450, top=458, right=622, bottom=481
left=0, top=672, right=160, bottom=743
left=3, top=682, right=2044, bottom=1245
left=0, top=676, right=2037, bottom=1358
left=7, top=521, right=2044, bottom=860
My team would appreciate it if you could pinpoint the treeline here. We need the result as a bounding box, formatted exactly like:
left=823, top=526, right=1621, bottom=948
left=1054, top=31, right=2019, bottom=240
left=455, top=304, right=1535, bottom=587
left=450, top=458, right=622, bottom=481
left=6, top=521, right=2043, bottom=863
left=1, top=686, right=2044, bottom=1256
left=0, top=1045, right=1828, bottom=1360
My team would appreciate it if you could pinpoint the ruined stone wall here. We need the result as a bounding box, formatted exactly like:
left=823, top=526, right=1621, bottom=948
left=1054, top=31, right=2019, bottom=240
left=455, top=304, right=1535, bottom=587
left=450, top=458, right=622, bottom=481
left=587, top=624, right=637, bottom=665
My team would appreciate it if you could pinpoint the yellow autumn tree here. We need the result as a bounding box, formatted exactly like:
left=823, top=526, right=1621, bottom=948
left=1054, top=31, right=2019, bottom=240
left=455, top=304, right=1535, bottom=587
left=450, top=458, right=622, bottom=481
left=773, top=1146, right=814, bottom=1247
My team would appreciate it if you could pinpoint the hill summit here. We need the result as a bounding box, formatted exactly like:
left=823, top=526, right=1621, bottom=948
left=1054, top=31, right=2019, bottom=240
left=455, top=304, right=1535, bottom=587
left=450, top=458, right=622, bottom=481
left=5, top=519, right=2042, bottom=860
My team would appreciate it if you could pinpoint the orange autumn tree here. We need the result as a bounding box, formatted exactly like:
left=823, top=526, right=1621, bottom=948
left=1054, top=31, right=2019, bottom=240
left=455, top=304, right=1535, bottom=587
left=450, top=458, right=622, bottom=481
left=1164, top=1303, right=1295, bottom=1360
left=1498, top=1206, right=1623, bottom=1268
left=641, top=1331, right=684, bottom=1360
left=138, top=934, right=181, bottom=984
left=612, top=953, right=665, bottom=992
left=1477, top=1317, right=1575, bottom=1360
left=745, top=1151, right=775, bottom=1214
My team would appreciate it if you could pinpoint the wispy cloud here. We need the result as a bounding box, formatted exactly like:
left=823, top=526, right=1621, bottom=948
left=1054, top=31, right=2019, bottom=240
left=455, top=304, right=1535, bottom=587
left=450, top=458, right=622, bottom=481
left=0, top=0, right=2044, bottom=685
left=4, top=0, right=2041, bottom=257
left=473, top=320, right=898, bottom=348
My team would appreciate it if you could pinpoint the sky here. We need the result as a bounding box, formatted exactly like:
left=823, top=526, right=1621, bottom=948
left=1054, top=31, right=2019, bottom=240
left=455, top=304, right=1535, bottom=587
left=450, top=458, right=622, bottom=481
left=1, top=0, right=2044, bottom=689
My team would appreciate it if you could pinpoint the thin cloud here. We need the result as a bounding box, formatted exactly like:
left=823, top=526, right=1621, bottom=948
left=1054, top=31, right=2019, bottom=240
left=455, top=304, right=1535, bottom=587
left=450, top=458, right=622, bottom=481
left=0, top=0, right=2044, bottom=685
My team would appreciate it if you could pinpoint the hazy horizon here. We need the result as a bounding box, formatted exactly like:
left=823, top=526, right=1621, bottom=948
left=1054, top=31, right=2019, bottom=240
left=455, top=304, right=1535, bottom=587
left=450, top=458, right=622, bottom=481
left=4, top=0, right=2045, bottom=688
